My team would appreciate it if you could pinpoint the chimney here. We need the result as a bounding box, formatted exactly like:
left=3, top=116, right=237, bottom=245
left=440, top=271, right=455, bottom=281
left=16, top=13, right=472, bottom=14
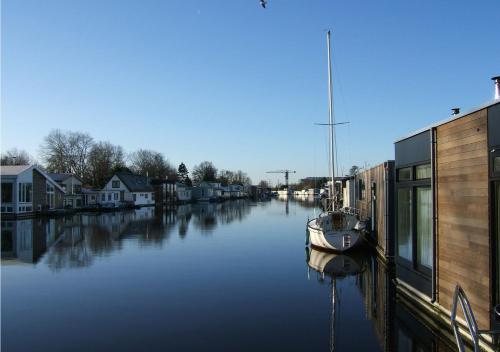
left=451, top=108, right=460, bottom=115
left=493, top=76, right=500, bottom=100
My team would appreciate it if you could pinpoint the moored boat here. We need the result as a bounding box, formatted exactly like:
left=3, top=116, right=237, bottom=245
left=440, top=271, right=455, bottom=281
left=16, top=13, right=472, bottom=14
left=306, top=31, right=363, bottom=253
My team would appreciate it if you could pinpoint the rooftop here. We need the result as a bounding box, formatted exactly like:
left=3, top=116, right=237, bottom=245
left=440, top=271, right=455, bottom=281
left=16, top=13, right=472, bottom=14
left=0, top=165, right=32, bottom=176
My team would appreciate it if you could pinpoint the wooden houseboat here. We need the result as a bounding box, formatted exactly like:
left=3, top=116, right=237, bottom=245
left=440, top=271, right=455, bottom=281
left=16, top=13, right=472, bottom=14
left=394, top=83, right=500, bottom=350
left=353, top=161, right=396, bottom=260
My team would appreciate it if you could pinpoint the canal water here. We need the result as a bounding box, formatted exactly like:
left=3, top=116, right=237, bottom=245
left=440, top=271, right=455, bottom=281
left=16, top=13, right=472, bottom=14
left=2, top=199, right=455, bottom=352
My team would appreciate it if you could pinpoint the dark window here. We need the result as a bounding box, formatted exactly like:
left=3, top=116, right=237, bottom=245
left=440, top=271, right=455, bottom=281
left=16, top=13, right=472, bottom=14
left=494, top=157, right=500, bottom=173
left=1, top=183, right=13, bottom=203
left=74, top=185, right=82, bottom=193
left=398, top=167, right=412, bottom=181
left=397, top=188, right=412, bottom=260
left=112, top=180, right=120, bottom=188
left=133, top=194, right=136, bottom=202
left=358, top=179, right=366, bottom=200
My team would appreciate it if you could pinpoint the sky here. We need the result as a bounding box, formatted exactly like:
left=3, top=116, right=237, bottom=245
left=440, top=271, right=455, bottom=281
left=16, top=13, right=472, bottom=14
left=2, top=0, right=500, bottom=185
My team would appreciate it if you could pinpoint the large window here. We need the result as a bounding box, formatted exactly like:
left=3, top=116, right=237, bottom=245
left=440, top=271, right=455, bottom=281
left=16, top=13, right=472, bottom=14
left=112, top=180, right=120, bottom=188
left=46, top=183, right=55, bottom=209
left=1, top=183, right=13, bottom=203
left=415, top=164, right=431, bottom=180
left=416, top=187, right=432, bottom=268
left=397, top=188, right=412, bottom=260
left=358, top=179, right=366, bottom=200
left=18, top=183, right=32, bottom=203
left=398, top=167, right=412, bottom=181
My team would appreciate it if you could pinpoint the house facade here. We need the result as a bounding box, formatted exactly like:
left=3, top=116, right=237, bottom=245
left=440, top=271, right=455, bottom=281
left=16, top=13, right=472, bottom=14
left=101, top=173, right=155, bottom=207
left=48, top=173, right=83, bottom=208
left=1, top=165, right=65, bottom=215
left=394, top=98, right=500, bottom=348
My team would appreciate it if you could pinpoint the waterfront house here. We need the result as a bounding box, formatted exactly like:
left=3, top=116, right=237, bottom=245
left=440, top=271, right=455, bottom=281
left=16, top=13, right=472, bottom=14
left=353, top=161, right=395, bottom=259
left=229, top=184, right=244, bottom=198
left=81, top=187, right=99, bottom=206
left=1, top=165, right=65, bottom=215
left=101, top=173, right=155, bottom=207
left=394, top=89, right=500, bottom=348
left=191, top=182, right=217, bottom=202
left=48, top=173, right=83, bottom=208
left=176, top=183, right=192, bottom=203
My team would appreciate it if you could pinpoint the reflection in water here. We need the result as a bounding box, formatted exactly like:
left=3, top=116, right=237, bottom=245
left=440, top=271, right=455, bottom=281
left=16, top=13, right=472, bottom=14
left=2, top=199, right=457, bottom=352
left=1, top=200, right=256, bottom=270
left=307, top=248, right=456, bottom=352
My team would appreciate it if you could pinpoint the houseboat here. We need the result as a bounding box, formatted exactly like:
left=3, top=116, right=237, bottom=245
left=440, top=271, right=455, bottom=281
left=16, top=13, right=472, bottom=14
left=393, top=79, right=500, bottom=350
left=100, top=172, right=155, bottom=207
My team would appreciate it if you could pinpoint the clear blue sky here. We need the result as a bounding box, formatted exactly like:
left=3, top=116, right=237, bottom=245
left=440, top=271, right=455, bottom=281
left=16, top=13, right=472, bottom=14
left=2, top=0, right=499, bottom=185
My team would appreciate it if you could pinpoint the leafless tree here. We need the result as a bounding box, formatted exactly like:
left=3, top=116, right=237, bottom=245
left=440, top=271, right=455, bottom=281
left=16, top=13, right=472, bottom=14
left=0, top=148, right=33, bottom=165
left=192, top=161, right=218, bottom=184
left=129, top=149, right=175, bottom=180
left=40, top=130, right=93, bottom=178
left=87, top=142, right=126, bottom=187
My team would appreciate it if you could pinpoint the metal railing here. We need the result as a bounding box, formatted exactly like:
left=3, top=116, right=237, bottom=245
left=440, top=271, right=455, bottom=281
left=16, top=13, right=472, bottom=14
left=451, top=285, right=500, bottom=352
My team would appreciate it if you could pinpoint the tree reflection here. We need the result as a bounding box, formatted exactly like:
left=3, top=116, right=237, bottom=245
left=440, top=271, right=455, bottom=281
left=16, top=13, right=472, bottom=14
left=1, top=200, right=263, bottom=270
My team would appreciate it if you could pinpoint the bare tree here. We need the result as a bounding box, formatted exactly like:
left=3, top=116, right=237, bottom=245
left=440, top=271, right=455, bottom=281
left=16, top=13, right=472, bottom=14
left=192, top=161, right=218, bottom=184
left=0, top=148, right=33, bottom=165
left=40, top=129, right=93, bottom=178
left=129, top=149, right=175, bottom=180
left=258, top=180, right=269, bottom=188
left=87, top=142, right=126, bottom=187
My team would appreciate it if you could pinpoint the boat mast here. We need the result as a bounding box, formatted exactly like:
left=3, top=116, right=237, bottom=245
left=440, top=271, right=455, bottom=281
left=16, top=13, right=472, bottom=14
left=326, top=30, right=335, bottom=209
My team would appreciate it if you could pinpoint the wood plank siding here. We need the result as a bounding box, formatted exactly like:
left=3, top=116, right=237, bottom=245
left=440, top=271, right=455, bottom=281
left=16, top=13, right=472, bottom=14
left=436, top=108, right=490, bottom=329
left=356, top=162, right=394, bottom=257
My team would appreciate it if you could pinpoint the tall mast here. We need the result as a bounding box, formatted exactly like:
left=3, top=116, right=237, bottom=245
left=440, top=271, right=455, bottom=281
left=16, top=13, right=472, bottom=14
left=326, top=30, right=335, bottom=204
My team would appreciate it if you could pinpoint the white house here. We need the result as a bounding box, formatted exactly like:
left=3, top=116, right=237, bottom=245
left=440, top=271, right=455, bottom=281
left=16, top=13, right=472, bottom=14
left=100, top=173, right=155, bottom=207
left=176, top=183, right=192, bottom=203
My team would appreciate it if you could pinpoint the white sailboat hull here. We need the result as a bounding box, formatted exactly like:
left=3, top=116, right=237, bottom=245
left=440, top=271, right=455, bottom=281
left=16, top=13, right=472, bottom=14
left=307, top=212, right=363, bottom=252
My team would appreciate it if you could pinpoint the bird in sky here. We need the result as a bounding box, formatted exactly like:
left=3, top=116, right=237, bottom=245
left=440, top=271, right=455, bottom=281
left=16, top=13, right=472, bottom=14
left=260, top=0, right=267, bottom=9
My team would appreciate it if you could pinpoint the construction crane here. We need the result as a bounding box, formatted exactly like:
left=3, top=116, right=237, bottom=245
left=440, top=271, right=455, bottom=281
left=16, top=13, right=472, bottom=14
left=266, top=170, right=296, bottom=189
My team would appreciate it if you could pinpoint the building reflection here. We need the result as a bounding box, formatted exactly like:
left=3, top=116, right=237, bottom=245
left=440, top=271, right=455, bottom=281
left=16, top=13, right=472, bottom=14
left=1, top=200, right=256, bottom=269
left=306, top=248, right=457, bottom=352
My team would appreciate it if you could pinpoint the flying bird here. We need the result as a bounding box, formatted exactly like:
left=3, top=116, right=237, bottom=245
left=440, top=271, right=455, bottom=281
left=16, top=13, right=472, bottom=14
left=260, top=0, right=267, bottom=8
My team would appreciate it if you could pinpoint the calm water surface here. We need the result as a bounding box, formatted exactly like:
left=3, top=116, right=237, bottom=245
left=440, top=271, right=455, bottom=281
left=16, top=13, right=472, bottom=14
left=2, top=199, right=454, bottom=351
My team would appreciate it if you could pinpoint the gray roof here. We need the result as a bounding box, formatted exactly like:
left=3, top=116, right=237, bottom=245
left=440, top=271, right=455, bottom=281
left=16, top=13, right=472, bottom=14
left=1, top=165, right=32, bottom=176
left=395, top=99, right=500, bottom=143
left=48, top=173, right=83, bottom=183
left=116, top=173, right=154, bottom=192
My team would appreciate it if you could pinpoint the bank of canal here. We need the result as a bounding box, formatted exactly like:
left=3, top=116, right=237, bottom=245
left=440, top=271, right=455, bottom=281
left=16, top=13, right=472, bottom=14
left=2, top=199, right=455, bottom=351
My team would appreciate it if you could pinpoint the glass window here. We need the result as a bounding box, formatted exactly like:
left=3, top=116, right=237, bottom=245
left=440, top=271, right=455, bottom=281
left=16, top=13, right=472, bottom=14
left=416, top=164, right=431, bottom=179
left=494, top=157, right=500, bottom=173
left=18, top=183, right=32, bottom=203
left=496, top=183, right=500, bottom=304
left=145, top=193, right=148, bottom=199
left=101, top=194, right=105, bottom=201
left=416, top=187, right=432, bottom=268
left=397, top=188, right=412, bottom=260
left=114, top=193, right=118, bottom=200
left=2, top=183, right=13, bottom=203
left=108, top=194, right=111, bottom=201
left=112, top=180, right=120, bottom=188
left=398, top=167, right=412, bottom=181
left=358, top=179, right=366, bottom=200
left=133, top=194, right=136, bottom=201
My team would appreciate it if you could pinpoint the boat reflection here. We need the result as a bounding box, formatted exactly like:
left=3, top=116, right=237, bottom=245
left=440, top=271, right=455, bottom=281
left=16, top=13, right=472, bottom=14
left=307, top=248, right=456, bottom=352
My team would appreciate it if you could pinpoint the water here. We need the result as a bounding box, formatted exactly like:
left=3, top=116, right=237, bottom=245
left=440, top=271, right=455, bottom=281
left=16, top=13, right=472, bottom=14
left=1, top=199, right=455, bottom=352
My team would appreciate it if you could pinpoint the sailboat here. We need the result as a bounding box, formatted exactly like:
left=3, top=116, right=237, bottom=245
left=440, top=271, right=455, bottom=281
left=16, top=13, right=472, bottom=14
left=307, top=31, right=364, bottom=252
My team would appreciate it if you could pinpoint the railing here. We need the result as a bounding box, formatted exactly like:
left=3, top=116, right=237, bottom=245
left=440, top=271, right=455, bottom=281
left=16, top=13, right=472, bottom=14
left=451, top=285, right=500, bottom=352
left=340, top=207, right=359, bottom=216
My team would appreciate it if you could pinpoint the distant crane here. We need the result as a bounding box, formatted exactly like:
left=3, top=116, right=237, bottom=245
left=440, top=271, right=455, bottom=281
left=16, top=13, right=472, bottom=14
left=267, top=170, right=296, bottom=189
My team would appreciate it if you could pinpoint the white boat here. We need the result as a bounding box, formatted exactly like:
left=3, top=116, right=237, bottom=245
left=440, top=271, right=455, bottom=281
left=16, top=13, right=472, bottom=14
left=307, top=31, right=363, bottom=252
